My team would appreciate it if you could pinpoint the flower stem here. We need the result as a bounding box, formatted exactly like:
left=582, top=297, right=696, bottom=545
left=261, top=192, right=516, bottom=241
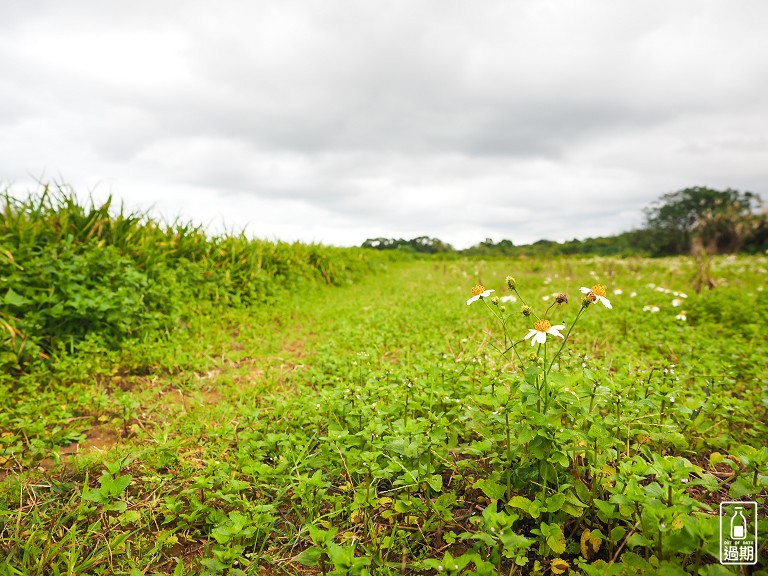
left=546, top=306, right=586, bottom=374
left=542, top=342, right=549, bottom=412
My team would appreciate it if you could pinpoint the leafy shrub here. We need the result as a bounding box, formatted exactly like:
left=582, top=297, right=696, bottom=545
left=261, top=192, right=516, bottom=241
left=0, top=184, right=390, bottom=370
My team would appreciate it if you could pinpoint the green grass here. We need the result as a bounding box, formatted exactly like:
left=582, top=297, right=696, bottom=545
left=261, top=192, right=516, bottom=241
left=1, top=252, right=767, bottom=574
left=1, top=185, right=393, bottom=370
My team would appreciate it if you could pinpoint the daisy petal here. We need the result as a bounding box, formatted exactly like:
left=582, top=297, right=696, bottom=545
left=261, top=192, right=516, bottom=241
left=598, top=296, right=612, bottom=309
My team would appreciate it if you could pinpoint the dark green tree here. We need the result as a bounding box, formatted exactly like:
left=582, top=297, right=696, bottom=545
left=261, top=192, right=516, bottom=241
left=361, top=236, right=454, bottom=254
left=642, top=187, right=763, bottom=255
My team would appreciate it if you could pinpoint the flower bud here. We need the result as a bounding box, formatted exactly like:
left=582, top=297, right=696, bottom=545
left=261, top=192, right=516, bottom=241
left=521, top=305, right=533, bottom=317
left=491, top=296, right=500, bottom=306
left=505, top=276, right=517, bottom=290
left=555, top=293, right=568, bottom=304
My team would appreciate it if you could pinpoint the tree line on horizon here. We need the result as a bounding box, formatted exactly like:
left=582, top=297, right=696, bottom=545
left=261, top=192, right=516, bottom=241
left=361, top=187, right=768, bottom=257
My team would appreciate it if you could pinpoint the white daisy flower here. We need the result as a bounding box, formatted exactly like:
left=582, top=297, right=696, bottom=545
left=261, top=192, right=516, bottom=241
left=524, top=319, right=566, bottom=346
left=613, top=289, right=623, bottom=295
left=671, top=298, right=683, bottom=307
left=643, top=305, right=660, bottom=313
left=580, top=284, right=612, bottom=308
left=500, top=295, right=517, bottom=303
left=630, top=291, right=637, bottom=298
left=467, top=284, right=494, bottom=305
left=675, top=311, right=687, bottom=321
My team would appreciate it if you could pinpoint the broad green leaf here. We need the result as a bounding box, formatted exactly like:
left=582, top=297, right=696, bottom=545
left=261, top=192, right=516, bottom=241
left=4, top=288, right=27, bottom=307
left=200, top=558, right=228, bottom=572
left=546, top=493, right=566, bottom=513
left=609, top=525, right=626, bottom=543
left=508, top=495, right=531, bottom=514
left=296, top=546, right=323, bottom=567
left=524, top=366, right=541, bottom=385
left=426, top=474, right=443, bottom=492
left=728, top=477, right=756, bottom=499
left=474, top=478, right=506, bottom=501
left=544, top=523, right=566, bottom=554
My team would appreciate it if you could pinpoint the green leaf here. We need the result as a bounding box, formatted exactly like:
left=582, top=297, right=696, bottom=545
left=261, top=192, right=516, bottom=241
left=104, top=500, right=128, bottom=512
left=426, top=474, right=443, bottom=492
left=508, top=495, right=532, bottom=515
left=474, top=478, right=506, bottom=501
left=529, top=499, right=543, bottom=519
left=608, top=493, right=634, bottom=506
left=524, top=366, right=541, bottom=386
left=666, top=523, right=698, bottom=554
left=548, top=451, right=570, bottom=468
left=620, top=551, right=652, bottom=571
left=728, top=477, right=756, bottom=499
left=461, top=531, right=496, bottom=547
left=609, top=526, right=626, bottom=543
left=210, top=525, right=234, bottom=545
left=499, top=530, right=534, bottom=553
left=708, top=452, right=726, bottom=466
left=308, top=524, right=337, bottom=545
left=698, top=565, right=739, bottom=576
left=517, top=425, right=535, bottom=444
left=4, top=288, right=27, bottom=307
left=200, top=558, right=228, bottom=572
left=654, top=561, right=688, bottom=576
left=546, top=493, right=566, bottom=513
left=296, top=546, right=323, bottom=567
left=543, top=523, right=566, bottom=554
left=626, top=532, right=652, bottom=549
left=326, top=541, right=355, bottom=568
left=99, top=472, right=132, bottom=498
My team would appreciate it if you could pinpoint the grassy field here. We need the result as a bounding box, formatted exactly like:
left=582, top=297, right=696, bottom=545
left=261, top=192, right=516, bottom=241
left=1, top=202, right=767, bottom=574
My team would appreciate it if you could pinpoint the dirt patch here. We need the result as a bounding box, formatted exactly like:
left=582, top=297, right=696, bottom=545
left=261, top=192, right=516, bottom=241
left=84, top=424, right=121, bottom=453
left=280, top=337, right=308, bottom=359
left=34, top=423, right=122, bottom=473
left=200, top=387, right=224, bottom=405
left=685, top=456, right=768, bottom=512
left=163, top=538, right=208, bottom=573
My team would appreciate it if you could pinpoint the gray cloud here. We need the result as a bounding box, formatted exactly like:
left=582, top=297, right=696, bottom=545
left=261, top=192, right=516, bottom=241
left=1, top=0, right=767, bottom=248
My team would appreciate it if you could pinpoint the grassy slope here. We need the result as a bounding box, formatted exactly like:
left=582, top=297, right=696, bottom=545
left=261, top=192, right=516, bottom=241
left=1, top=256, right=767, bottom=575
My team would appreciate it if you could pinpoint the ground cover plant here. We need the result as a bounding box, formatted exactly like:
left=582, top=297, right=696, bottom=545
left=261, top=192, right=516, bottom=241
left=0, top=186, right=389, bottom=371
left=1, top=193, right=767, bottom=574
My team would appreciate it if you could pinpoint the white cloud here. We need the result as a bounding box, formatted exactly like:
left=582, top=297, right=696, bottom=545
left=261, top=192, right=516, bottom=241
left=2, top=0, right=767, bottom=248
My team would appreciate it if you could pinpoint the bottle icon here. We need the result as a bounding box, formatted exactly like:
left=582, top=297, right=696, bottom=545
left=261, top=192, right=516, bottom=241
left=730, top=506, right=747, bottom=540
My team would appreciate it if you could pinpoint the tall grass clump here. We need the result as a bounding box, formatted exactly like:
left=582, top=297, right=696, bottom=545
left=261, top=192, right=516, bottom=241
left=0, top=184, right=387, bottom=370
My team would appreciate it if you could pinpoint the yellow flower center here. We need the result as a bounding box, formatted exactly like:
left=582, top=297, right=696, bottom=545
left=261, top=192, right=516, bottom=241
left=591, top=284, right=607, bottom=298
left=471, top=284, right=485, bottom=296
left=534, top=319, right=551, bottom=332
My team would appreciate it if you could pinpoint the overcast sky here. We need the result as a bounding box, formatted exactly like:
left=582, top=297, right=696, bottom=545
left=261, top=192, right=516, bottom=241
left=2, top=1, right=767, bottom=248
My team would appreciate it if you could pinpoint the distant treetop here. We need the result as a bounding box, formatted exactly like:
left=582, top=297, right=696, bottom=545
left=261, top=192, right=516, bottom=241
left=361, top=187, right=767, bottom=257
